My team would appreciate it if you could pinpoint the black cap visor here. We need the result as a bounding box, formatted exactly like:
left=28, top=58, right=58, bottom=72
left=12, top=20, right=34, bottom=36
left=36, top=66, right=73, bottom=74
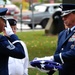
left=61, top=9, right=75, bottom=17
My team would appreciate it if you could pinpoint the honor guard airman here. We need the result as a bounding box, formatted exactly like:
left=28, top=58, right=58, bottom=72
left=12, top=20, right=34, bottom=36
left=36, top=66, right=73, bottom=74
left=3, top=18, right=29, bottom=75
left=31, top=4, right=75, bottom=75
left=0, top=8, right=25, bottom=75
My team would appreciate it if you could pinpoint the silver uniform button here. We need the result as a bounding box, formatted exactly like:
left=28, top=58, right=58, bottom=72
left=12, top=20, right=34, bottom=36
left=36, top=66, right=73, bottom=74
left=70, top=45, right=75, bottom=49
left=61, top=48, right=64, bottom=50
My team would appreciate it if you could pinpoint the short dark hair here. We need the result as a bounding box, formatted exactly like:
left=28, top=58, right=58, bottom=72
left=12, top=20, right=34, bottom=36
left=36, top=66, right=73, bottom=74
left=7, top=18, right=17, bottom=26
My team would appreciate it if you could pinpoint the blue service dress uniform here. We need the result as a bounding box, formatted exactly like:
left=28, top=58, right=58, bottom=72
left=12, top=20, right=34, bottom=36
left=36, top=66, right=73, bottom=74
left=0, top=8, right=25, bottom=75
left=54, top=27, right=75, bottom=75
left=0, top=34, right=25, bottom=75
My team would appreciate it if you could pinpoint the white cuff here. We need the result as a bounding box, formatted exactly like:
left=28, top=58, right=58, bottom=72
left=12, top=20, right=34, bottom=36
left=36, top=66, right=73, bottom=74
left=59, top=53, right=64, bottom=64
left=12, top=40, right=20, bottom=44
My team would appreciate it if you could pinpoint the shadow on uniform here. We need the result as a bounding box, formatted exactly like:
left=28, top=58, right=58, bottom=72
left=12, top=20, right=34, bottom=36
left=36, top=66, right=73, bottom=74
left=45, top=11, right=65, bottom=35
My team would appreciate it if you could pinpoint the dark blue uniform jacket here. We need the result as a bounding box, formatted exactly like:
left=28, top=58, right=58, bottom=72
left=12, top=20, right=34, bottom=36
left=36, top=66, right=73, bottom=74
left=0, top=34, right=25, bottom=75
left=54, top=28, right=75, bottom=75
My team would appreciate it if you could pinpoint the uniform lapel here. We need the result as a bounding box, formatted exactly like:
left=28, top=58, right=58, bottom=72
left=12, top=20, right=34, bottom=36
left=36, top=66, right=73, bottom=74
left=58, top=29, right=75, bottom=50
left=61, top=29, right=75, bottom=46
left=58, top=30, right=67, bottom=49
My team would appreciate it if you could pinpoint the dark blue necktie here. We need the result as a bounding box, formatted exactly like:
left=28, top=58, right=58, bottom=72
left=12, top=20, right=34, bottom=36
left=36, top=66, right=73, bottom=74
left=68, top=29, right=71, bottom=34
left=66, top=29, right=71, bottom=37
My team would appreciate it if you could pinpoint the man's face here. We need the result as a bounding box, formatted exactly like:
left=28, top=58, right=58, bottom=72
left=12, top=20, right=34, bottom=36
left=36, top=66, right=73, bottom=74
left=62, top=13, right=75, bottom=28
left=0, top=18, right=6, bottom=32
left=11, top=25, right=17, bottom=34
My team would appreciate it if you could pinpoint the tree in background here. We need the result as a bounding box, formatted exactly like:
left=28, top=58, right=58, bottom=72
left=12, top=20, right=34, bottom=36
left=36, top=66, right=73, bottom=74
left=38, top=0, right=49, bottom=3
left=22, top=0, right=38, bottom=10
left=3, top=0, right=6, bottom=3
left=55, top=0, right=62, bottom=3
left=22, top=0, right=29, bottom=10
left=38, top=0, right=62, bottom=3
left=3, top=0, right=6, bottom=7
left=38, top=0, right=43, bottom=3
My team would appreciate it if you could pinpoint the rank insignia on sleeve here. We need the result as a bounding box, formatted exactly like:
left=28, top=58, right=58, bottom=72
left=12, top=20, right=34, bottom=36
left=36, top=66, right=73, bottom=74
left=7, top=44, right=15, bottom=50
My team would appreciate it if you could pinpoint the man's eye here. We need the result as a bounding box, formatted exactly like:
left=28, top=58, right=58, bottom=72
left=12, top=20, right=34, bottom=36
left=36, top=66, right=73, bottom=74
left=4, top=25, right=7, bottom=27
left=4, top=24, right=7, bottom=27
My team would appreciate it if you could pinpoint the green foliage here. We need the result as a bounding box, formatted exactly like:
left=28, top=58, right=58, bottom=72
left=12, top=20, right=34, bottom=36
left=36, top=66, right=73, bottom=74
left=16, top=30, right=58, bottom=75
left=38, top=0, right=43, bottom=3
left=13, top=2, right=21, bottom=7
left=55, top=0, right=62, bottom=3
left=3, top=0, right=6, bottom=2
left=38, top=0, right=62, bottom=3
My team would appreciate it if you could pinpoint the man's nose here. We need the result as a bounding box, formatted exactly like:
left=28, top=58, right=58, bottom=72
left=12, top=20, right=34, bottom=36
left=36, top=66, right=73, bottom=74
left=62, top=17, right=66, bottom=21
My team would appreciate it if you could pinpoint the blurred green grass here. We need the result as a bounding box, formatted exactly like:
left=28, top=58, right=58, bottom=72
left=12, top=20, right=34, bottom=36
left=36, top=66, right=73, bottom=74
left=16, top=30, right=58, bottom=75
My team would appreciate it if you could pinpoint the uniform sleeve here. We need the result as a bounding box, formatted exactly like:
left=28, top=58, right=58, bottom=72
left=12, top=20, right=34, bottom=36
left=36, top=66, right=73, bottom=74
left=54, top=47, right=75, bottom=64
left=0, top=35, right=25, bottom=59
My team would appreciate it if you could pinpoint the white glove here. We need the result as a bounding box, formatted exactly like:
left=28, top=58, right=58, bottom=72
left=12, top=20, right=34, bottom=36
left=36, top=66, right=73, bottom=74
left=5, top=20, right=14, bottom=36
left=33, top=56, right=54, bottom=61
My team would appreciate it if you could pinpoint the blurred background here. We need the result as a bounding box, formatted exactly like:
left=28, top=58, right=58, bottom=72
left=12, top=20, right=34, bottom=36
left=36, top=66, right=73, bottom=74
left=0, top=0, right=63, bottom=33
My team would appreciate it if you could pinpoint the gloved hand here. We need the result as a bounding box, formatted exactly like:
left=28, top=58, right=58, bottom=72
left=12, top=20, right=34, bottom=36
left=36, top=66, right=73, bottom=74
left=5, top=20, right=14, bottom=36
left=33, top=56, right=54, bottom=61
